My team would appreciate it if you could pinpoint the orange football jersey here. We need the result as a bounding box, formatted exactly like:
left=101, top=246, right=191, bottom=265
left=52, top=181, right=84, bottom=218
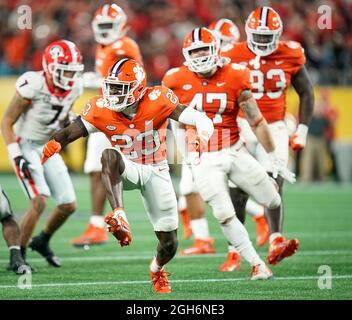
left=223, top=41, right=306, bottom=123
left=81, top=86, right=178, bottom=164
left=95, top=36, right=143, bottom=77
left=163, top=63, right=252, bottom=152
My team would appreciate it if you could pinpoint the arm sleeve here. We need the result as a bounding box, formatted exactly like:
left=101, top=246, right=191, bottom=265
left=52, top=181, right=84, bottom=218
left=170, top=119, right=187, bottom=159
left=178, top=107, right=214, bottom=144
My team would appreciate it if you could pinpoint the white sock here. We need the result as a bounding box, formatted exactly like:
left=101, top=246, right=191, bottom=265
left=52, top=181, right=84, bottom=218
left=150, top=256, right=162, bottom=273
left=178, top=196, right=187, bottom=211
left=228, top=245, right=239, bottom=253
left=269, top=232, right=282, bottom=243
left=246, top=199, right=264, bottom=218
left=90, top=215, right=105, bottom=228
left=220, top=216, right=263, bottom=266
left=190, top=218, right=210, bottom=240
left=9, top=246, right=21, bottom=251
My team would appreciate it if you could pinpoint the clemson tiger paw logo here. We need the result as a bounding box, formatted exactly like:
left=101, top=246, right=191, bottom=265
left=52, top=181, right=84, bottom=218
left=148, top=89, right=161, bottom=101
left=133, top=65, right=145, bottom=83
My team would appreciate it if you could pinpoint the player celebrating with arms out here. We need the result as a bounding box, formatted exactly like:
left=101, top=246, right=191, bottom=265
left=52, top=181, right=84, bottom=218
left=72, top=3, right=144, bottom=247
left=163, top=27, right=296, bottom=279
left=41, top=58, right=214, bottom=293
left=225, top=7, right=314, bottom=265
left=1, top=40, right=84, bottom=268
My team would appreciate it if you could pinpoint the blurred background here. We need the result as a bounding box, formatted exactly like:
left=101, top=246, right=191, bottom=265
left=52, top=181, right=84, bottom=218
left=0, top=0, right=352, bottom=183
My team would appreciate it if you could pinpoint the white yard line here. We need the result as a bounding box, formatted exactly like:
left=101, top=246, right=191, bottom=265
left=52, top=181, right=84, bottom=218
left=1, top=275, right=351, bottom=289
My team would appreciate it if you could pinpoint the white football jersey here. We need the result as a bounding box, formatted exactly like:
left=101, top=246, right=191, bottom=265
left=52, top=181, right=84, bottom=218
left=14, top=71, right=83, bottom=143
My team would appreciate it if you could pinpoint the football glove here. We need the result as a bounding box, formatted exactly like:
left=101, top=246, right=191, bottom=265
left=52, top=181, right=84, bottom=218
left=41, top=139, right=62, bottom=165
left=186, top=134, right=204, bottom=165
left=268, top=151, right=296, bottom=184
left=14, top=156, right=34, bottom=180
left=289, top=124, right=308, bottom=151
left=104, top=208, right=132, bottom=247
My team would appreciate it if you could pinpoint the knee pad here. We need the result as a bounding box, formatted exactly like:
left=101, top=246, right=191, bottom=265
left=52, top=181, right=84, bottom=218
left=154, top=215, right=178, bottom=232
left=212, top=203, right=236, bottom=224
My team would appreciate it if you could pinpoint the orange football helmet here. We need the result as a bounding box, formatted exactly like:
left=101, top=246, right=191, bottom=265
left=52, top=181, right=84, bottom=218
left=183, top=27, right=220, bottom=74
left=245, top=6, right=283, bottom=56
left=102, top=58, right=147, bottom=112
left=208, top=18, right=240, bottom=49
left=92, top=4, right=127, bottom=45
left=42, top=40, right=83, bottom=90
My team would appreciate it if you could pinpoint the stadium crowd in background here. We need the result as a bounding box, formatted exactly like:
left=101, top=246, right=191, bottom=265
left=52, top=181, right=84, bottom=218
left=1, top=0, right=352, bottom=85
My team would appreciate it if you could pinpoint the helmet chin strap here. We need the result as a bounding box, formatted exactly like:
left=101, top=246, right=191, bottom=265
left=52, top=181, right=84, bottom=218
left=249, top=54, right=261, bottom=70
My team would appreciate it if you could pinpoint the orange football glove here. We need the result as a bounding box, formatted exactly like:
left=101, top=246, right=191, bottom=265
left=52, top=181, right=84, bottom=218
left=104, top=208, right=132, bottom=247
left=41, top=139, right=62, bottom=164
left=289, top=124, right=308, bottom=151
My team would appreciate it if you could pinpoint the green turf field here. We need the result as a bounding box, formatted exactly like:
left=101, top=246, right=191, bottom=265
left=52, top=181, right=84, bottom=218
left=0, top=173, right=351, bottom=300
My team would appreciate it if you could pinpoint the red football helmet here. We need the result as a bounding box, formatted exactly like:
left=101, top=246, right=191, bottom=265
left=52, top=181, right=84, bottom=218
left=183, top=27, right=220, bottom=74
left=42, top=40, right=84, bottom=90
left=208, top=18, right=240, bottom=49
left=245, top=6, right=283, bottom=56
left=102, top=58, right=147, bottom=112
left=92, top=4, right=127, bottom=45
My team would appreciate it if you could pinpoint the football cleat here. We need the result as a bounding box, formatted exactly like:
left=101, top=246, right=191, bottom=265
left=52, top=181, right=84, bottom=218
left=29, top=235, right=61, bottom=267
left=219, top=251, right=241, bottom=272
left=104, top=208, right=132, bottom=247
left=179, top=209, right=193, bottom=240
left=267, top=236, right=300, bottom=265
left=150, top=269, right=172, bottom=294
left=70, top=223, right=109, bottom=247
left=179, top=238, right=215, bottom=256
left=252, top=215, right=269, bottom=247
left=7, top=250, right=33, bottom=274
left=250, top=263, right=273, bottom=280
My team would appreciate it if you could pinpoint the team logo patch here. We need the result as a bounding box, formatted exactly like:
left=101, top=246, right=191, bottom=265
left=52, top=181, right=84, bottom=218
left=49, top=46, right=63, bottom=58
left=106, top=125, right=116, bottom=131
left=148, top=89, right=161, bottom=101
left=133, top=65, right=146, bottom=83
left=183, top=84, right=192, bottom=90
left=96, top=98, right=106, bottom=108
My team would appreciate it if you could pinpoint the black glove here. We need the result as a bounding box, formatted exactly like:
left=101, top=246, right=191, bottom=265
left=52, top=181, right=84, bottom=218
left=14, top=156, right=33, bottom=180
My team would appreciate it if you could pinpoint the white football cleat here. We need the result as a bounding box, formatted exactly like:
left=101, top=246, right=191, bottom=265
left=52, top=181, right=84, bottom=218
left=250, top=263, right=273, bottom=280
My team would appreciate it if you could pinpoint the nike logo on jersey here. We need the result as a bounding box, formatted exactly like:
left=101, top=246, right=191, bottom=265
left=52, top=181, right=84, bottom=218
left=216, top=82, right=226, bottom=87
left=106, top=125, right=116, bottom=131
left=183, top=84, right=192, bottom=90
left=145, top=120, right=154, bottom=126
left=275, top=60, right=284, bottom=65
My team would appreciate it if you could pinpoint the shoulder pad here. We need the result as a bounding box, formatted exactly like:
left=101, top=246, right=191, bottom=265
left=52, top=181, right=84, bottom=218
left=15, top=71, right=43, bottom=100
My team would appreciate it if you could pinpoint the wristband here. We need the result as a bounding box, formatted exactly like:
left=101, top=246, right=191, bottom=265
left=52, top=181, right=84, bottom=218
left=7, top=143, right=23, bottom=159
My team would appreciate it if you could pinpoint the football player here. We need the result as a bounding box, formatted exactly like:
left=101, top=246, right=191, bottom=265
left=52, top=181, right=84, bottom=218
left=41, top=58, right=214, bottom=293
left=71, top=4, right=143, bottom=247
left=1, top=40, right=84, bottom=267
left=163, top=27, right=296, bottom=279
left=225, top=7, right=314, bottom=265
left=0, top=184, right=31, bottom=274
left=169, top=19, right=269, bottom=273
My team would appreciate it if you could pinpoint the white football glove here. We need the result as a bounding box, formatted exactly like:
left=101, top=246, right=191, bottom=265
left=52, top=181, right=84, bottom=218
left=83, top=72, right=102, bottom=89
left=268, top=151, right=296, bottom=184
left=289, top=124, right=308, bottom=151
